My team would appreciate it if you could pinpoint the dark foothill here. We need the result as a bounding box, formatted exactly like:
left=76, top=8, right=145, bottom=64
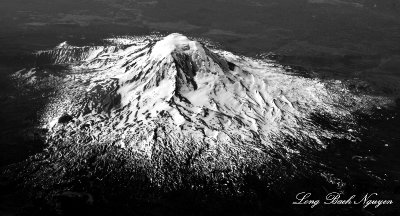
left=58, top=114, right=73, bottom=124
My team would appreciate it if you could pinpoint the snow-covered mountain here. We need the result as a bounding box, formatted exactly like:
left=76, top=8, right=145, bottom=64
left=13, top=33, right=391, bottom=183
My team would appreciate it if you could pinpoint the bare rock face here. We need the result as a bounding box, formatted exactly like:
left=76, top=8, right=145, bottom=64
left=12, top=33, right=391, bottom=191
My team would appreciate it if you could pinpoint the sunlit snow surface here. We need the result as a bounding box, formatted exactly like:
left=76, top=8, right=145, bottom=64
left=13, top=33, right=392, bottom=177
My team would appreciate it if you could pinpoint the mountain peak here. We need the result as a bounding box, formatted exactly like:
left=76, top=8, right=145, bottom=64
left=23, top=34, right=390, bottom=161
left=150, top=33, right=205, bottom=59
